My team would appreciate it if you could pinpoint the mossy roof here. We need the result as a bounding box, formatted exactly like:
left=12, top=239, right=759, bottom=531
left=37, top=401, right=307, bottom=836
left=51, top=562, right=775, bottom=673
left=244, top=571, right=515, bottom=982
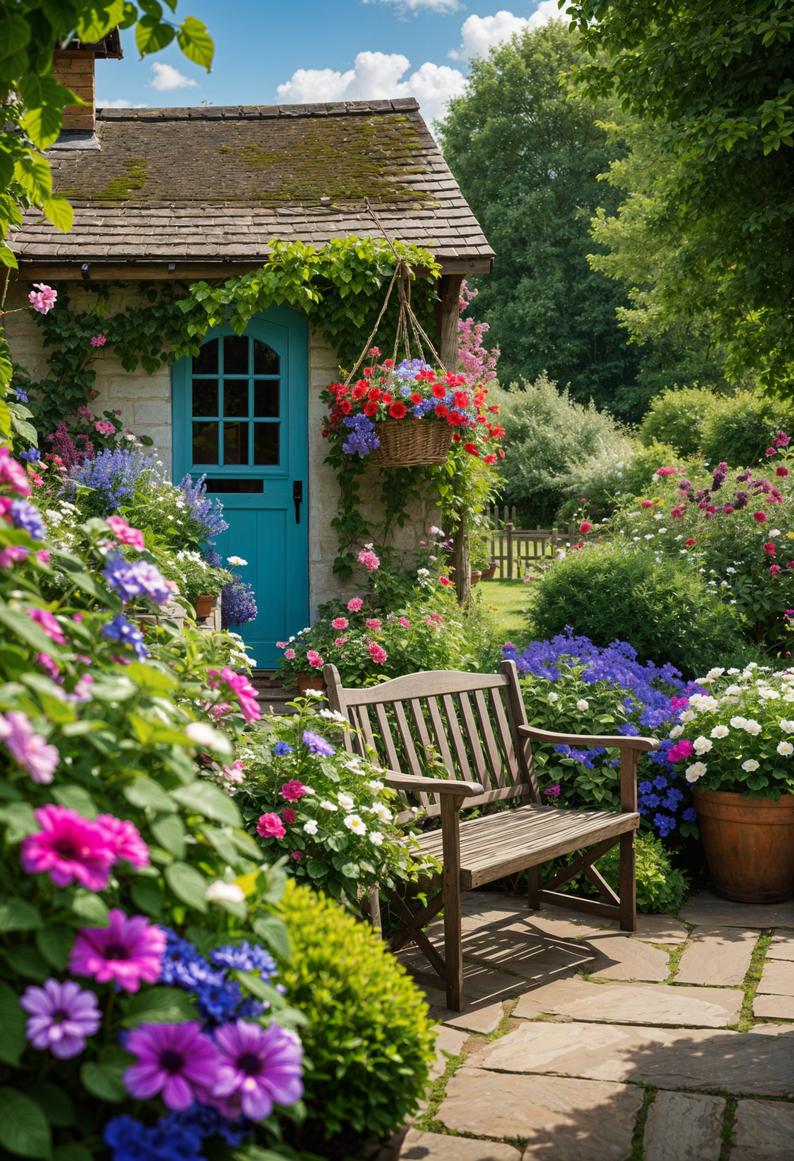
left=12, top=100, right=492, bottom=272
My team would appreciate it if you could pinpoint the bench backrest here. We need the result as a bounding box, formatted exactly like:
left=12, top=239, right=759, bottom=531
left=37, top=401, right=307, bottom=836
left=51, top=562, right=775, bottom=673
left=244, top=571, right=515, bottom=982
left=324, top=659, right=540, bottom=817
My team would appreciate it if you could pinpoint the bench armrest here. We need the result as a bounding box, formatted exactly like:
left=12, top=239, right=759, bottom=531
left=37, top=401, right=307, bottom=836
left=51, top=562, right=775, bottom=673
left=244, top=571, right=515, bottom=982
left=383, top=770, right=484, bottom=798
left=518, top=725, right=658, bottom=752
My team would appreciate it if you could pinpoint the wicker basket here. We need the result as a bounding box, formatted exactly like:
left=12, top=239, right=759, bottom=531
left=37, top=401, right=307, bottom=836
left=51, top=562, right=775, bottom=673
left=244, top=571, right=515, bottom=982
left=373, top=420, right=453, bottom=468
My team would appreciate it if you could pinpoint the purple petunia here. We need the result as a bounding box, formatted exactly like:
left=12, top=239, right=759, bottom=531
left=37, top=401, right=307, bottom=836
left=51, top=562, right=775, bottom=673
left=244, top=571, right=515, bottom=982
left=341, top=412, right=380, bottom=456
left=301, top=729, right=335, bottom=757
left=212, top=1020, right=303, bottom=1120
left=123, top=1022, right=220, bottom=1111
left=20, top=978, right=101, bottom=1059
left=103, top=553, right=171, bottom=606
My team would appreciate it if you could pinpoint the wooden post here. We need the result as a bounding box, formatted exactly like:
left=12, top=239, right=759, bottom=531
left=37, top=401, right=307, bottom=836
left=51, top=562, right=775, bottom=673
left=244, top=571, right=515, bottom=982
left=438, top=273, right=469, bottom=605
left=506, top=522, right=514, bottom=580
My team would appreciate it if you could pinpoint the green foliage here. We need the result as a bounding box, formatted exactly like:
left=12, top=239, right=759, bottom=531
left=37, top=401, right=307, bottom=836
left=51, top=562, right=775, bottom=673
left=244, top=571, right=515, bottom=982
left=0, top=1, right=214, bottom=418
left=493, top=374, right=628, bottom=524
left=639, top=386, right=722, bottom=457
left=530, top=542, right=747, bottom=675
left=571, top=0, right=794, bottom=392
left=277, top=880, right=435, bottom=1148
left=557, top=439, right=682, bottom=523
left=439, top=21, right=643, bottom=418
left=599, top=832, right=689, bottom=914
left=700, top=390, right=794, bottom=466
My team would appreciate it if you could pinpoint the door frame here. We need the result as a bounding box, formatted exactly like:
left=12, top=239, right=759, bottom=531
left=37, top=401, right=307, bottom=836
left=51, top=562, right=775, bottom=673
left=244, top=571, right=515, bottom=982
left=170, top=307, right=310, bottom=651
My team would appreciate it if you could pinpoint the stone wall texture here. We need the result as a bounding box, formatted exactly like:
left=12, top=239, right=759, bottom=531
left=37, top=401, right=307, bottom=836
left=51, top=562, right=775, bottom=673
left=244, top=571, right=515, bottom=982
left=5, top=283, right=436, bottom=616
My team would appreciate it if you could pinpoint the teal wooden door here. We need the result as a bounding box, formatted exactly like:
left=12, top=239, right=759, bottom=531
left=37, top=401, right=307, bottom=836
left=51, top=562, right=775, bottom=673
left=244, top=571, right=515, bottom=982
left=172, top=308, right=308, bottom=668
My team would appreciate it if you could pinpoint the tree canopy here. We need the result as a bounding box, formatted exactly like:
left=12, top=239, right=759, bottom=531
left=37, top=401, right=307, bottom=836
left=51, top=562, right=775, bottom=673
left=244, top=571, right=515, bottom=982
left=568, top=0, right=794, bottom=392
left=439, top=20, right=647, bottom=419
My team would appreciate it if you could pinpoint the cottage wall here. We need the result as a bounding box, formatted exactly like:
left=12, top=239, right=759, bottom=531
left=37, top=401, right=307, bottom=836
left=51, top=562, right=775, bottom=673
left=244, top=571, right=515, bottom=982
left=4, top=284, right=435, bottom=616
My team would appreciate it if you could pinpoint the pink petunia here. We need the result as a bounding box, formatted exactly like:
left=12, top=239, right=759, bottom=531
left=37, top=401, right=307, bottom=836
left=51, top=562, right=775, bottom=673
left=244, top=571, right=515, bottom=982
left=90, top=333, right=107, bottom=348
left=95, top=420, right=116, bottom=436
left=0, top=446, right=31, bottom=496
left=208, top=667, right=261, bottom=722
left=106, top=515, right=145, bottom=550
left=668, top=739, right=694, bottom=763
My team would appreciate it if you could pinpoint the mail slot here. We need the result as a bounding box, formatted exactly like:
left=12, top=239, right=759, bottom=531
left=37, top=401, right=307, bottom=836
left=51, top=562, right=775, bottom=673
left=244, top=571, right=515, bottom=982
left=203, top=479, right=264, bottom=494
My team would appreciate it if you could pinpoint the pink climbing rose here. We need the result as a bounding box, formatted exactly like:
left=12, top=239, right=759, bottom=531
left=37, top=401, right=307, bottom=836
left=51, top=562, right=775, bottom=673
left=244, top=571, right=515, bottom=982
left=28, top=283, right=57, bottom=315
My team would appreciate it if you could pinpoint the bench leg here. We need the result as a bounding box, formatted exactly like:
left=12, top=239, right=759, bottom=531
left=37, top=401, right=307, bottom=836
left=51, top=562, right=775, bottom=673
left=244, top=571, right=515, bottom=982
left=527, top=866, right=541, bottom=911
left=618, top=832, right=636, bottom=931
left=441, top=797, right=464, bottom=1010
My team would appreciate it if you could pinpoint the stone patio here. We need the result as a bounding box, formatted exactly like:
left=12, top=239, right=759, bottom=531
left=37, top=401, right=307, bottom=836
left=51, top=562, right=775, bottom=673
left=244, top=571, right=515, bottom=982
left=397, top=889, right=794, bottom=1161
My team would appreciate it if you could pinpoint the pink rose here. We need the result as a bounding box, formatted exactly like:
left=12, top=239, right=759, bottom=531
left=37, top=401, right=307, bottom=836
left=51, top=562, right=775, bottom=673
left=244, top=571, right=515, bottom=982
left=306, top=650, right=324, bottom=669
left=28, top=283, right=57, bottom=315
left=357, top=547, right=380, bottom=572
left=256, top=812, right=286, bottom=839
left=365, top=618, right=382, bottom=630
left=368, top=641, right=387, bottom=665
left=578, top=521, right=593, bottom=534
left=280, top=780, right=309, bottom=802
left=281, top=808, right=297, bottom=825
left=331, top=617, right=349, bottom=630
left=347, top=597, right=364, bottom=612
left=106, top=515, right=145, bottom=550
left=95, top=420, right=116, bottom=436
left=284, top=648, right=296, bottom=660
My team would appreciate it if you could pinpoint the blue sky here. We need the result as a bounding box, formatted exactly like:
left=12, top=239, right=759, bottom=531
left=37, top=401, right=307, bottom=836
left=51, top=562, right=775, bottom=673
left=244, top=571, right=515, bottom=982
left=95, top=1, right=566, bottom=124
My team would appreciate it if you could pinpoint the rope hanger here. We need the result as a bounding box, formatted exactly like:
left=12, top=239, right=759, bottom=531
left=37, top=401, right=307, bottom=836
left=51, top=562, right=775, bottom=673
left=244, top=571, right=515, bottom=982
left=343, top=198, right=445, bottom=387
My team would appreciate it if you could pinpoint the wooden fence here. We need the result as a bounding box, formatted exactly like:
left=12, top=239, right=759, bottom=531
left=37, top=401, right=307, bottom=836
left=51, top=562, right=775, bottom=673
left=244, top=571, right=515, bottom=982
left=485, top=506, right=578, bottom=580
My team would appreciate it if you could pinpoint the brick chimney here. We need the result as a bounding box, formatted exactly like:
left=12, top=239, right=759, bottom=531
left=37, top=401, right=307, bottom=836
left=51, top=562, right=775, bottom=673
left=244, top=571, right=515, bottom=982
left=53, top=48, right=97, bottom=132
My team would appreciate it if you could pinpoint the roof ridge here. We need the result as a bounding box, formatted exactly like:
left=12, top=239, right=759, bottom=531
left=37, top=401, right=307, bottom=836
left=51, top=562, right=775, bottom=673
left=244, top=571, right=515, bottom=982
left=97, top=98, right=421, bottom=122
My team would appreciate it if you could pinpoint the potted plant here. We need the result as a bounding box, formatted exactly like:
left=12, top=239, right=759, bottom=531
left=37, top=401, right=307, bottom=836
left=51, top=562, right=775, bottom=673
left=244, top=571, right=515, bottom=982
left=320, top=355, right=502, bottom=470
left=670, top=665, right=794, bottom=901
left=151, top=547, right=232, bottom=620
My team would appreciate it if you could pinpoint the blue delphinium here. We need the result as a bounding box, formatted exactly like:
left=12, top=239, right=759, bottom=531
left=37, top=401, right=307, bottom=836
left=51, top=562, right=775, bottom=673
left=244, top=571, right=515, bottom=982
left=504, top=630, right=703, bottom=842
left=10, top=499, right=45, bottom=540
left=221, top=578, right=258, bottom=627
left=101, top=613, right=148, bottom=660
left=179, top=474, right=229, bottom=539
left=341, top=412, right=380, bottom=456
left=70, top=448, right=154, bottom=513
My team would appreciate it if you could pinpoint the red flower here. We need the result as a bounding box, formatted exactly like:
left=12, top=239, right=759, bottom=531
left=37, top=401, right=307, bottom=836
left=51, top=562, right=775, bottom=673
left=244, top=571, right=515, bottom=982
left=339, top=399, right=352, bottom=415
left=411, top=392, right=422, bottom=403
left=463, top=442, right=479, bottom=455
left=453, top=391, right=471, bottom=409
left=764, top=541, right=777, bottom=556
left=434, top=404, right=449, bottom=419
left=381, top=393, right=393, bottom=405
left=655, top=467, right=676, bottom=477
left=363, top=367, right=374, bottom=378
left=685, top=537, right=697, bottom=547
left=770, top=564, right=782, bottom=576
left=281, top=808, right=297, bottom=825
left=753, top=510, right=767, bottom=522
left=368, top=387, right=381, bottom=402
left=351, top=384, right=367, bottom=400
left=439, top=576, right=452, bottom=587
left=432, top=383, right=446, bottom=398
left=363, top=402, right=378, bottom=417
left=483, top=453, right=497, bottom=464
left=670, top=506, right=685, bottom=518
left=578, top=521, right=593, bottom=534
left=388, top=401, right=407, bottom=420
left=777, top=465, right=789, bottom=477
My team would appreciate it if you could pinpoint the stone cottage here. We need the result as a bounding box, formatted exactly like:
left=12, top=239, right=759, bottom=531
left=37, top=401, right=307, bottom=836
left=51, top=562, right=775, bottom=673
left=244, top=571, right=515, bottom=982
left=5, top=37, right=492, bottom=665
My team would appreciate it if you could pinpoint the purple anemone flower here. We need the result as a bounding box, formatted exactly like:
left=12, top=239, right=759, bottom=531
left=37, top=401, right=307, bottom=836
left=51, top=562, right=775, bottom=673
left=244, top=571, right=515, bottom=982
left=123, top=1021, right=220, bottom=1111
left=301, top=729, right=334, bottom=757
left=212, top=1020, right=303, bottom=1120
left=20, top=978, right=101, bottom=1059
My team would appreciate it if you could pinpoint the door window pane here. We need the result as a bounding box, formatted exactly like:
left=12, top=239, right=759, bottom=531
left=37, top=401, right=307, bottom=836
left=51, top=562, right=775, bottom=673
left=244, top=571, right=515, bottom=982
left=192, top=379, right=217, bottom=416
left=192, top=338, right=218, bottom=375
left=254, top=423, right=279, bottom=465
left=192, top=422, right=219, bottom=464
left=224, top=335, right=249, bottom=375
left=224, top=381, right=248, bottom=417
left=253, top=341, right=279, bottom=375
left=223, top=422, right=249, bottom=465
left=254, top=381, right=279, bottom=418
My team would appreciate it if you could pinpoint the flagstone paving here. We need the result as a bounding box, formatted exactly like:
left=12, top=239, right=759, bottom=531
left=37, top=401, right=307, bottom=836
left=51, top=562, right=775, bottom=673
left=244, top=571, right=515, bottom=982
left=396, top=889, right=794, bottom=1161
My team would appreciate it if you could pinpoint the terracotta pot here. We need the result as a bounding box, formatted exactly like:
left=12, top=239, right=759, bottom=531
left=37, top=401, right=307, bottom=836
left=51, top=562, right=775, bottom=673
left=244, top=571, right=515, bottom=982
left=194, top=594, right=216, bottom=619
left=470, top=570, right=482, bottom=587
left=694, top=787, right=794, bottom=903
left=295, top=672, right=326, bottom=695
left=481, top=561, right=497, bottom=581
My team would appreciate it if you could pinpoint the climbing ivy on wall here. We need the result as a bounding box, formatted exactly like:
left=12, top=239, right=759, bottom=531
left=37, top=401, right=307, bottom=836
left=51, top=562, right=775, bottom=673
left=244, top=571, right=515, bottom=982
left=18, top=236, right=453, bottom=572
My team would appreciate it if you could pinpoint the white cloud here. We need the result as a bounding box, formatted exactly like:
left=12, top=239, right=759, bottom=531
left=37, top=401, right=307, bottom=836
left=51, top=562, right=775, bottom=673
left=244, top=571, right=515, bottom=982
left=451, top=2, right=570, bottom=60
left=366, top=1, right=462, bottom=11
left=97, top=98, right=149, bottom=108
left=149, top=62, right=198, bottom=92
left=277, top=50, right=466, bottom=125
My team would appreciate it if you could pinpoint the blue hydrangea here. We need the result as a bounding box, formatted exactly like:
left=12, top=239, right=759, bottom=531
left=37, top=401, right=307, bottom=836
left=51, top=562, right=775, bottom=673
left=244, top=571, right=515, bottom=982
left=394, top=358, right=432, bottom=380
left=302, top=729, right=335, bottom=756
left=10, top=499, right=45, bottom=540
left=104, top=553, right=171, bottom=606
left=101, top=613, right=148, bottom=659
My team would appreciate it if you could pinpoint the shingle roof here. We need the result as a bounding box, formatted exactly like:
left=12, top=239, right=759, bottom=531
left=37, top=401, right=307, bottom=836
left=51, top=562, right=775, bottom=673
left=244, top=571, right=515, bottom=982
left=12, top=100, right=492, bottom=273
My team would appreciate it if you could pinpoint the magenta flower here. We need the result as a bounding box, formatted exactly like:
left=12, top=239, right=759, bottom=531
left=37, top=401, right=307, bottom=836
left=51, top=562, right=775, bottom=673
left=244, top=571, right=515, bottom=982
left=279, top=779, right=309, bottom=802
left=306, top=649, right=324, bottom=669
left=124, top=1022, right=220, bottom=1111
left=90, top=333, right=107, bottom=348
left=668, top=739, right=695, bottom=763
left=208, top=667, right=261, bottom=723
left=0, top=711, right=59, bottom=783
left=95, top=420, right=116, bottom=436
left=212, top=1021, right=303, bottom=1120
left=0, top=446, right=31, bottom=496
left=27, top=607, right=66, bottom=643
left=20, top=805, right=115, bottom=890
left=106, top=515, right=145, bottom=550
left=96, top=813, right=150, bottom=868
left=20, top=979, right=100, bottom=1059
left=357, top=546, right=380, bottom=572
left=256, top=812, right=286, bottom=839
left=69, top=909, right=166, bottom=992
left=28, top=282, right=57, bottom=315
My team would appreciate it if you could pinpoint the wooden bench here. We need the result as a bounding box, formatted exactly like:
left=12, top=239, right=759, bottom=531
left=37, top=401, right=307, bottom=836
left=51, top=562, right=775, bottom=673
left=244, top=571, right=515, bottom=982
left=325, top=660, right=658, bottom=1010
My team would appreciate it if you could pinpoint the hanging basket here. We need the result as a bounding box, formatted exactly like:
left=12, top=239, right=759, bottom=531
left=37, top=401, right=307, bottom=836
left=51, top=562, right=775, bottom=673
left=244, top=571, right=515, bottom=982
left=373, top=420, right=453, bottom=468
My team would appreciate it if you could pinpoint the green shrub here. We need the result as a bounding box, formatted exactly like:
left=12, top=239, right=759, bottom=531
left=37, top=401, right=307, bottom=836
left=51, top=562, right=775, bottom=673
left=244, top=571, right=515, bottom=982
left=558, top=439, right=681, bottom=522
left=278, top=881, right=435, bottom=1149
left=494, top=375, right=627, bottom=525
left=598, top=832, right=689, bottom=914
left=530, top=542, right=747, bottom=675
left=700, top=390, right=794, bottom=466
left=639, top=386, right=719, bottom=456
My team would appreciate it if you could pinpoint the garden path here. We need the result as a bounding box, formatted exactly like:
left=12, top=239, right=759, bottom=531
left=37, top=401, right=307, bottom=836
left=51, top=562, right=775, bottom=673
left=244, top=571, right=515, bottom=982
left=393, top=889, right=794, bottom=1161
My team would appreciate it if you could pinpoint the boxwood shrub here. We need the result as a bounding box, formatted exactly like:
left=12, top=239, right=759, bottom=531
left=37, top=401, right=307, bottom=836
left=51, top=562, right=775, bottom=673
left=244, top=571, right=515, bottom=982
left=277, top=880, right=435, bottom=1151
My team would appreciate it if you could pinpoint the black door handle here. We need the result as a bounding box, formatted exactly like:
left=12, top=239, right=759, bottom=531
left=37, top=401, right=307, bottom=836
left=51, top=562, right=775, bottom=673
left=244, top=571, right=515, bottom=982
left=292, top=480, right=303, bottom=524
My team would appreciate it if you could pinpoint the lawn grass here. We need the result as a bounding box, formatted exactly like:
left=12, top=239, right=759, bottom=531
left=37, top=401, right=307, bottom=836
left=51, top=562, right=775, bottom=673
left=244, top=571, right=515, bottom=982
left=477, top=579, right=531, bottom=644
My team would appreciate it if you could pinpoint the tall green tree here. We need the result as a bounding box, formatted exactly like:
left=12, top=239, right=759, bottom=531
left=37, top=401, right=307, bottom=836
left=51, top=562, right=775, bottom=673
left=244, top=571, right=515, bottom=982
left=0, top=0, right=214, bottom=432
left=568, top=0, right=794, bottom=393
left=439, top=20, right=646, bottom=420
